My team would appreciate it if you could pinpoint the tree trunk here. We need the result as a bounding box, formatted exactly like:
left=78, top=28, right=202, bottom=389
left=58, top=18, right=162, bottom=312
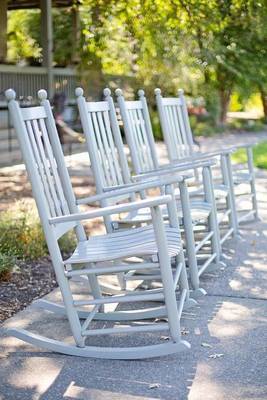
left=219, top=88, right=231, bottom=125
left=260, top=88, right=267, bottom=120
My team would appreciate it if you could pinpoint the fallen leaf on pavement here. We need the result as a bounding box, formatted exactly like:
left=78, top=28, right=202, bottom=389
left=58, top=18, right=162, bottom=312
left=149, top=383, right=160, bottom=389
left=209, top=353, right=224, bottom=359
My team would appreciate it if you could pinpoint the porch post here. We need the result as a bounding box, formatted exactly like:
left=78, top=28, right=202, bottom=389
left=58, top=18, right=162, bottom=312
left=71, top=6, right=80, bottom=63
left=0, top=0, right=7, bottom=63
left=40, top=0, right=53, bottom=98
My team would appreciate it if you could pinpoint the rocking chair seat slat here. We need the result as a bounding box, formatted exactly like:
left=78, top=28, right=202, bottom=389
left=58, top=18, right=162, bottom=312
left=64, top=225, right=181, bottom=264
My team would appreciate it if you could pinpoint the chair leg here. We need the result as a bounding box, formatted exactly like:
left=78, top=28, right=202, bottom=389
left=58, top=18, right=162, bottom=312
left=225, top=153, right=242, bottom=234
left=151, top=205, right=182, bottom=343
left=178, top=180, right=203, bottom=293
left=247, top=147, right=259, bottom=220
left=202, top=166, right=223, bottom=268
left=221, top=154, right=239, bottom=236
left=53, top=260, right=84, bottom=347
left=175, top=254, right=198, bottom=308
left=165, top=183, right=200, bottom=305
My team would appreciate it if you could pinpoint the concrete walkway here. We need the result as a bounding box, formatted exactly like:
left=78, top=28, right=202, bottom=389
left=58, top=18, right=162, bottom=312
left=0, top=134, right=267, bottom=399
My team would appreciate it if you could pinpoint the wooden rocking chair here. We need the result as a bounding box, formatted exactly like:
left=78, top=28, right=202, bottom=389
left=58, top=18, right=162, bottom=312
left=5, top=88, right=190, bottom=359
left=155, top=88, right=258, bottom=226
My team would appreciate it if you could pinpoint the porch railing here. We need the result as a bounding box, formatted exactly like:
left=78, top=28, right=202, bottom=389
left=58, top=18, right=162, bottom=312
left=0, top=64, right=78, bottom=102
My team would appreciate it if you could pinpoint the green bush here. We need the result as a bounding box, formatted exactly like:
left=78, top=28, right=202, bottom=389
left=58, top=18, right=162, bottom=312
left=0, top=201, right=47, bottom=260
left=0, top=201, right=76, bottom=278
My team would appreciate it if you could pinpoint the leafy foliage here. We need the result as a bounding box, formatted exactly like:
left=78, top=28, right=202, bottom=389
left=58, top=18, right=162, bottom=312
left=0, top=201, right=75, bottom=278
left=6, top=0, right=267, bottom=121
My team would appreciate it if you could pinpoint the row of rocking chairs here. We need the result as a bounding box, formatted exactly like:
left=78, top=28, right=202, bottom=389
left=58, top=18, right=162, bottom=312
left=5, top=85, right=258, bottom=359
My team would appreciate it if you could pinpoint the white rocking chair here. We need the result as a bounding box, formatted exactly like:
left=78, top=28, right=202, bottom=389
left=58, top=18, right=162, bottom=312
left=156, top=88, right=258, bottom=225
left=5, top=88, right=191, bottom=359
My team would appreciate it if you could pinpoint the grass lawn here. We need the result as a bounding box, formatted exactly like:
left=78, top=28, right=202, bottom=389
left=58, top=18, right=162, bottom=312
left=232, top=141, right=267, bottom=169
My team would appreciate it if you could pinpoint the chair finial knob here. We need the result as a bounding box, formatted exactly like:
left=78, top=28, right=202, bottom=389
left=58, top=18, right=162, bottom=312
left=38, top=89, right=48, bottom=101
left=103, top=87, right=111, bottom=97
left=138, top=89, right=145, bottom=98
left=75, top=87, right=84, bottom=97
left=178, top=88, right=184, bottom=96
left=154, top=88, right=161, bottom=96
left=115, top=88, right=123, bottom=97
left=5, top=89, right=16, bottom=101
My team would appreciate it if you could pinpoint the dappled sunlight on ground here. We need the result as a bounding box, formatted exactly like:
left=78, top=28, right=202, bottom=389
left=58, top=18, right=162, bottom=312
left=1, top=136, right=267, bottom=399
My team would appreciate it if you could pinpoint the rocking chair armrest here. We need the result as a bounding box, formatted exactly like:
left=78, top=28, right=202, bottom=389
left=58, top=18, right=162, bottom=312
left=171, top=149, right=234, bottom=163
left=76, top=174, right=185, bottom=205
left=132, top=159, right=216, bottom=182
left=227, top=142, right=258, bottom=152
left=49, top=195, right=173, bottom=225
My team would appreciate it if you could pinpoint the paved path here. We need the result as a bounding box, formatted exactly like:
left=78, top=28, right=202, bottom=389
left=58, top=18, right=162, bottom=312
left=0, top=133, right=267, bottom=399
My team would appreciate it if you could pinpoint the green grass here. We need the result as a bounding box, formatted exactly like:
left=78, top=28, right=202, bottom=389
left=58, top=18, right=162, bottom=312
left=232, top=141, right=267, bottom=169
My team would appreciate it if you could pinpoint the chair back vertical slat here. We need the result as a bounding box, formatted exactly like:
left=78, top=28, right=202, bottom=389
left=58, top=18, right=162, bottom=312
left=170, top=107, right=184, bottom=158
left=103, top=110, right=124, bottom=185
left=178, top=89, right=195, bottom=151
left=26, top=119, right=57, bottom=217
left=166, top=106, right=182, bottom=158
left=176, top=104, right=190, bottom=157
left=91, top=111, right=113, bottom=187
left=138, top=90, right=159, bottom=169
left=136, top=108, right=155, bottom=170
left=129, top=108, right=147, bottom=171
left=96, top=110, right=119, bottom=185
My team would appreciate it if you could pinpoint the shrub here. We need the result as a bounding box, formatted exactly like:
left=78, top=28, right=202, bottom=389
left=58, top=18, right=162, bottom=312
left=0, top=253, right=16, bottom=280
left=0, top=201, right=76, bottom=279
left=0, top=201, right=47, bottom=260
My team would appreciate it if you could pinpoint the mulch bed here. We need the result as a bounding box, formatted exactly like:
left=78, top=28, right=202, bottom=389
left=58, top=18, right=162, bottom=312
left=0, top=257, right=57, bottom=323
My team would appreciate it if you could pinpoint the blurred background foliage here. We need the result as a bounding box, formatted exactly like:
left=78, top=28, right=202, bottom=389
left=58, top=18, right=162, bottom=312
left=6, top=0, right=267, bottom=129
